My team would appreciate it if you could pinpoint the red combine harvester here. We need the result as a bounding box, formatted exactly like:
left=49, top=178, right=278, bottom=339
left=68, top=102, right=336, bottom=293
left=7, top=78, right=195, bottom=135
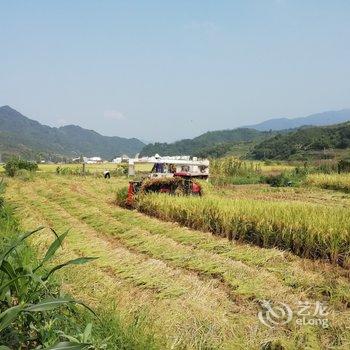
left=126, top=155, right=209, bottom=205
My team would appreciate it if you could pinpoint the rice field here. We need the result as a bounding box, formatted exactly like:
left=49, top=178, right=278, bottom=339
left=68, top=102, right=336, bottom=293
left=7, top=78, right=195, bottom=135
left=136, top=187, right=350, bottom=266
left=306, top=173, right=350, bottom=193
left=2, top=174, right=350, bottom=349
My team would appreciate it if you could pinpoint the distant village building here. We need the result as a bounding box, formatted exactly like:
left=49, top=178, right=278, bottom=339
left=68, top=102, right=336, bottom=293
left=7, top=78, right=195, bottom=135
left=112, top=157, right=122, bottom=164
left=112, top=155, right=129, bottom=163
left=121, top=155, right=129, bottom=163
left=83, top=156, right=102, bottom=164
left=136, top=155, right=191, bottom=162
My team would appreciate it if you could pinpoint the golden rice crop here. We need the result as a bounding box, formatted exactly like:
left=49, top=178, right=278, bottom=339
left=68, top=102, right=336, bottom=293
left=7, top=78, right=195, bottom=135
left=306, top=173, right=350, bottom=192
left=136, top=193, right=350, bottom=267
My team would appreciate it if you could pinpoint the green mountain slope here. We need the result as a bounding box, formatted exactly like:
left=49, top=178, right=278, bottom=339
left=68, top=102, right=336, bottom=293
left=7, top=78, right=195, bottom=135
left=0, top=106, right=145, bottom=161
left=140, top=128, right=275, bottom=157
left=250, top=122, right=350, bottom=160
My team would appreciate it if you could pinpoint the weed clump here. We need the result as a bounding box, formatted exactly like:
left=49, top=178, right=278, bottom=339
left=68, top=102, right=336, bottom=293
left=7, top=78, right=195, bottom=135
left=210, top=157, right=262, bottom=185
left=4, top=157, right=38, bottom=177
left=115, top=186, right=129, bottom=207
left=265, top=167, right=308, bottom=187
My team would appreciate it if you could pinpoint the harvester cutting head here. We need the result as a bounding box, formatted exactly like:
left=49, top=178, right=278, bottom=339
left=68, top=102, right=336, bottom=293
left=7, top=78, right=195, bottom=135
left=127, top=176, right=202, bottom=206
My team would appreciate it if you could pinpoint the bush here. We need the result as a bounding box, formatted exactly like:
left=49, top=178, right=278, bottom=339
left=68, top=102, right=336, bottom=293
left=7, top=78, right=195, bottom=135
left=0, top=226, right=97, bottom=348
left=265, top=167, right=308, bottom=187
left=265, top=173, right=293, bottom=187
left=56, top=166, right=90, bottom=176
left=4, top=157, right=38, bottom=177
left=110, top=164, right=128, bottom=177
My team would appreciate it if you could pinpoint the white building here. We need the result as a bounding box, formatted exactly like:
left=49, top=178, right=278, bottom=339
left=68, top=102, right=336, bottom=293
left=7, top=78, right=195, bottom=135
left=83, top=156, right=102, bottom=164
left=112, top=157, right=122, bottom=164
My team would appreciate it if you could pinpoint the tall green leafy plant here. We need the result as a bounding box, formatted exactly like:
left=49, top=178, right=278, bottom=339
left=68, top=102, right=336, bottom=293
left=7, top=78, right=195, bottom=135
left=0, top=227, right=97, bottom=349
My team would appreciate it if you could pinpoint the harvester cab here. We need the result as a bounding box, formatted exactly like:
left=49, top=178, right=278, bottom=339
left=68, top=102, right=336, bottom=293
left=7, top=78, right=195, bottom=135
left=126, top=155, right=209, bottom=205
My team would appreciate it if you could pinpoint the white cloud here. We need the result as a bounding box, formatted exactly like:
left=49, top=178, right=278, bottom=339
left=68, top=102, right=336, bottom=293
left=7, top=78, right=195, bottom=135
left=103, top=110, right=126, bottom=121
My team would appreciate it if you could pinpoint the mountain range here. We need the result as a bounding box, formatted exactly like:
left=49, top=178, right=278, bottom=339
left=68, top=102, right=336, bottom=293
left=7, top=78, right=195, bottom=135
left=245, top=109, right=350, bottom=131
left=1, top=105, right=350, bottom=161
left=0, top=105, right=144, bottom=161
left=140, top=128, right=275, bottom=157
left=141, top=109, right=350, bottom=158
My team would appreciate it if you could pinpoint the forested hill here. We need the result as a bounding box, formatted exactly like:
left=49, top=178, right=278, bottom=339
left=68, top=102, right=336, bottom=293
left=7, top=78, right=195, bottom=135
left=250, top=122, right=350, bottom=160
left=0, top=106, right=145, bottom=161
left=140, top=128, right=275, bottom=157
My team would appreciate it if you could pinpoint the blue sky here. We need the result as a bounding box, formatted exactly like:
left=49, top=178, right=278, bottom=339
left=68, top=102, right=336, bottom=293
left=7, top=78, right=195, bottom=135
left=1, top=0, right=349, bottom=141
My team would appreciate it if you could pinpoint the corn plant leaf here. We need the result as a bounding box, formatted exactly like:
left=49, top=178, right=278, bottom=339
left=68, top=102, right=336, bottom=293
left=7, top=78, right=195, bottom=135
left=0, top=260, right=19, bottom=295
left=82, top=323, right=92, bottom=343
left=0, top=346, right=12, bottom=350
left=45, top=342, right=91, bottom=350
left=44, top=229, right=68, bottom=261
left=55, top=331, right=80, bottom=343
left=0, top=305, right=24, bottom=332
left=34, top=230, right=69, bottom=272
left=75, top=301, right=98, bottom=318
left=50, top=227, right=60, bottom=240
left=44, top=257, right=98, bottom=281
left=24, top=297, right=75, bottom=312
left=0, top=274, right=31, bottom=296
left=0, top=260, right=17, bottom=279
left=0, top=226, right=44, bottom=263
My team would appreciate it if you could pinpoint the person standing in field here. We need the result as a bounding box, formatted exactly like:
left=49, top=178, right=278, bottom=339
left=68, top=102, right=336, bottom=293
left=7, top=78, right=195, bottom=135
left=103, top=170, right=110, bottom=178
